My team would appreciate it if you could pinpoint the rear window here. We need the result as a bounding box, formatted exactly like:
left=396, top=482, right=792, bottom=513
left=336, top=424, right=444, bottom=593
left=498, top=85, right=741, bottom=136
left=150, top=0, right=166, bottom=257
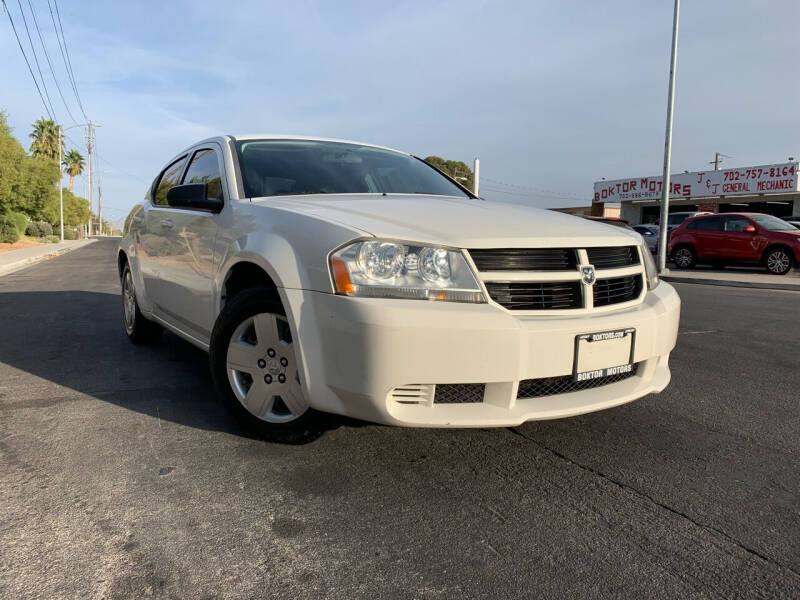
left=687, top=216, right=723, bottom=231
left=153, top=156, right=188, bottom=206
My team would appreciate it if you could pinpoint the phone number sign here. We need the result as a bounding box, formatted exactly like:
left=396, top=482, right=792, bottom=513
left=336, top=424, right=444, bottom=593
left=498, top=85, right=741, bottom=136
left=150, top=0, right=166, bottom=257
left=593, top=162, right=798, bottom=203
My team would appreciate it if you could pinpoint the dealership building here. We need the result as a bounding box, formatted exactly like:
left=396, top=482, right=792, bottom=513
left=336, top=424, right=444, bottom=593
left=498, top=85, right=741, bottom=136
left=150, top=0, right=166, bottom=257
left=593, top=162, right=800, bottom=225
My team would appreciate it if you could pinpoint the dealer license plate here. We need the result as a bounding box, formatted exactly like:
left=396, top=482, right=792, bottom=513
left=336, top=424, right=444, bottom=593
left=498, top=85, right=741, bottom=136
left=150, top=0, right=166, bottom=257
left=573, top=328, right=636, bottom=382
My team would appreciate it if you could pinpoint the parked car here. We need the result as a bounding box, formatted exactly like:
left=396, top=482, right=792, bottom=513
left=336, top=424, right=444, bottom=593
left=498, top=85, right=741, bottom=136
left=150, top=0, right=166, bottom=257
left=668, top=212, right=800, bottom=274
left=580, top=215, right=629, bottom=227
left=118, top=135, right=680, bottom=440
left=632, top=224, right=658, bottom=253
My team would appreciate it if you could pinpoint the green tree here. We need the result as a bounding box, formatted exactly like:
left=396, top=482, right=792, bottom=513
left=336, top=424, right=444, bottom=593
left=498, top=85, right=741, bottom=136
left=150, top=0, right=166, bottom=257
left=62, top=149, right=85, bottom=192
left=0, top=111, right=27, bottom=214
left=45, top=189, right=91, bottom=227
left=29, top=118, right=62, bottom=162
left=424, top=155, right=474, bottom=192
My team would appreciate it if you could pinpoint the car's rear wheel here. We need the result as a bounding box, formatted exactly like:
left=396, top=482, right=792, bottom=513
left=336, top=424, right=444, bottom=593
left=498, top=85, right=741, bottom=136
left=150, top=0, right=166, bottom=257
left=209, top=286, right=319, bottom=442
left=764, top=247, right=793, bottom=275
left=121, top=263, right=162, bottom=344
left=672, top=246, right=696, bottom=269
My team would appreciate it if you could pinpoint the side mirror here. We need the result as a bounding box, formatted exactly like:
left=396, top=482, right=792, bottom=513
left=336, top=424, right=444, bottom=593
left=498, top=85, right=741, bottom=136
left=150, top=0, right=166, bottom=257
left=744, top=225, right=756, bottom=233
left=166, top=183, right=223, bottom=212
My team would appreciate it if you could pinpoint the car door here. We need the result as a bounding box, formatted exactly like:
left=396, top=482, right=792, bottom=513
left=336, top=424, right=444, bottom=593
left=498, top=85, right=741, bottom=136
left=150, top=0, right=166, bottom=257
left=690, top=216, right=725, bottom=258
left=153, top=146, right=226, bottom=341
left=140, top=154, right=189, bottom=309
left=722, top=216, right=758, bottom=260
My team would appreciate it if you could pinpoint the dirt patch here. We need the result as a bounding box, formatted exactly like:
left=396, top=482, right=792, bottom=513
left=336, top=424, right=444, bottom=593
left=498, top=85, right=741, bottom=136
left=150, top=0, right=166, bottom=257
left=0, top=237, right=45, bottom=253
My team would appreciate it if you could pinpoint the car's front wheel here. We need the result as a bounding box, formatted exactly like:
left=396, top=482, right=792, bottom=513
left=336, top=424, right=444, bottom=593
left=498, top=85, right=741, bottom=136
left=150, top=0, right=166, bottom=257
left=764, top=247, right=793, bottom=275
left=209, top=286, right=318, bottom=442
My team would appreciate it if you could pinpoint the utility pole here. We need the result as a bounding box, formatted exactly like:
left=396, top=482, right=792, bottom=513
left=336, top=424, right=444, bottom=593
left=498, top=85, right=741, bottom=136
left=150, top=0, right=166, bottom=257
left=657, top=0, right=680, bottom=274
left=710, top=152, right=731, bottom=170
left=57, top=126, right=64, bottom=241
left=86, top=121, right=93, bottom=236
left=473, top=158, right=480, bottom=196
left=98, top=184, right=102, bottom=236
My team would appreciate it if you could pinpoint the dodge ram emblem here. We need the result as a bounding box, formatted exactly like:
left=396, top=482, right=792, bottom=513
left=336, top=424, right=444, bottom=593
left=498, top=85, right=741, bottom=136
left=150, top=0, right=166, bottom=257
left=580, top=265, right=596, bottom=285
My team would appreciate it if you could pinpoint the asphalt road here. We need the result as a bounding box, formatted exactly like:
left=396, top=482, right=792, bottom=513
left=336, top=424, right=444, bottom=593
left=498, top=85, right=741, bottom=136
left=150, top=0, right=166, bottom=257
left=1, top=239, right=798, bottom=599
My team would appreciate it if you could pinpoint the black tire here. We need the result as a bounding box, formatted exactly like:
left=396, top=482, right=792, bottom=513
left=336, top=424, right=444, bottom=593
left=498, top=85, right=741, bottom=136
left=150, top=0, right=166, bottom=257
left=763, top=246, right=794, bottom=275
left=209, top=286, right=320, bottom=443
left=671, top=245, right=696, bottom=269
left=121, top=262, right=162, bottom=344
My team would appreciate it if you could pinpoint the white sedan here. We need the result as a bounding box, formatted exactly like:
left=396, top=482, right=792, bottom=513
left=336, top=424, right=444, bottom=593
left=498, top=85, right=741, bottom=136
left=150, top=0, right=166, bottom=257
left=118, top=135, right=680, bottom=440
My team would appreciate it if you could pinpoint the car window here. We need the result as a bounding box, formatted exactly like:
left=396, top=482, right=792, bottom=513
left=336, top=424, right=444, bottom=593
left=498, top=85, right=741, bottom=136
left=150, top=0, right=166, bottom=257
left=724, top=217, right=752, bottom=232
left=153, top=156, right=188, bottom=206
left=668, top=214, right=687, bottom=226
left=688, top=216, right=723, bottom=231
left=182, top=148, right=223, bottom=200
left=750, top=214, right=797, bottom=231
left=235, top=139, right=470, bottom=199
left=634, top=226, right=655, bottom=236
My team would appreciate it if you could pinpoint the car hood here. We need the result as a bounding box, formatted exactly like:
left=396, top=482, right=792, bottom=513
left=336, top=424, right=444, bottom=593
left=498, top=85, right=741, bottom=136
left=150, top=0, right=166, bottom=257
left=250, top=194, right=640, bottom=248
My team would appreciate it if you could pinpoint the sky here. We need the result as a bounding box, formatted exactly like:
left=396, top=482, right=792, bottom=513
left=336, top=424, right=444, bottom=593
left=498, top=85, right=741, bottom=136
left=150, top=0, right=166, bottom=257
left=2, top=0, right=799, bottom=224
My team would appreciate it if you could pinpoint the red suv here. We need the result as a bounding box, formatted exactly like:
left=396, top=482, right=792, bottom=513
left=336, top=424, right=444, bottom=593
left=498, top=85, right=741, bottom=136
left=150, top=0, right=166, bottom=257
left=668, top=212, right=800, bottom=275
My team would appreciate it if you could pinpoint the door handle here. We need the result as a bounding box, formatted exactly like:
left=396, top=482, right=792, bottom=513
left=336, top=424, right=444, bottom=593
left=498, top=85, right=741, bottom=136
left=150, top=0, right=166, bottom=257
left=161, top=219, right=174, bottom=229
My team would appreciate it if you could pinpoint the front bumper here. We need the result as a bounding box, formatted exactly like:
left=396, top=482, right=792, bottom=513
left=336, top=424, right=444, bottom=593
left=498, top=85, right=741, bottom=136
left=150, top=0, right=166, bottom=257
left=282, top=282, right=680, bottom=427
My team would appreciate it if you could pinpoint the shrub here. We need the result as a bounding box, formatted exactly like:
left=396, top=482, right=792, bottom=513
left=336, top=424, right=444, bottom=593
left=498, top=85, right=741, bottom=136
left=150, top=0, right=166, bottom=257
left=26, top=221, right=42, bottom=237
left=46, top=235, right=60, bottom=243
left=26, top=221, right=53, bottom=238
left=63, top=227, right=77, bottom=240
left=9, top=211, right=28, bottom=235
left=0, top=214, right=20, bottom=244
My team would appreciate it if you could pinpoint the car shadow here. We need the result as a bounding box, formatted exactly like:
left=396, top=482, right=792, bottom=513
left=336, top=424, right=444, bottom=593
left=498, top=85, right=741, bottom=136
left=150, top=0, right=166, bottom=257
left=0, top=289, right=364, bottom=445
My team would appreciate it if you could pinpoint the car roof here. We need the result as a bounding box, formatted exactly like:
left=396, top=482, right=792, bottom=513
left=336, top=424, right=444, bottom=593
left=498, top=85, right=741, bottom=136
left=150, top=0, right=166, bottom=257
left=227, top=134, right=409, bottom=155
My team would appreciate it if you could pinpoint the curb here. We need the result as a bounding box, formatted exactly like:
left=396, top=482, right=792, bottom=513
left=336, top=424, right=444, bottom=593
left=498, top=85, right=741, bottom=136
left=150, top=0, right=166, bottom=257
left=0, top=239, right=97, bottom=278
left=662, top=275, right=800, bottom=292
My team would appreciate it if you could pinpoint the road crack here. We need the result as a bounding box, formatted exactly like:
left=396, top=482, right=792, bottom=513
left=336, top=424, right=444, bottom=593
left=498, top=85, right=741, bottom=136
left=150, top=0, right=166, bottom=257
left=507, top=426, right=800, bottom=580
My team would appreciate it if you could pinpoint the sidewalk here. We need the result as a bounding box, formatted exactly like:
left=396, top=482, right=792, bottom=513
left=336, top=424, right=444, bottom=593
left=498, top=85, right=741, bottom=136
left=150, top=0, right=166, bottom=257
left=0, top=239, right=96, bottom=277
left=662, top=264, right=800, bottom=292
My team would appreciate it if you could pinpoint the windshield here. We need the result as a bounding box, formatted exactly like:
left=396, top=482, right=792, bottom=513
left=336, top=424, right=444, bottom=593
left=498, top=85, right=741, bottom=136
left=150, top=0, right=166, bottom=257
left=751, top=214, right=797, bottom=231
left=235, top=139, right=471, bottom=199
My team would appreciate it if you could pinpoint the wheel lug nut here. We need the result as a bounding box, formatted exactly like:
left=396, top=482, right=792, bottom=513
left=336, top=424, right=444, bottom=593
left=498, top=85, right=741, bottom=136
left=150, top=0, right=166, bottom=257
left=257, top=359, right=266, bottom=368
left=278, top=374, right=286, bottom=384
left=280, top=357, right=288, bottom=367
left=267, top=348, right=276, bottom=357
left=264, top=375, right=272, bottom=384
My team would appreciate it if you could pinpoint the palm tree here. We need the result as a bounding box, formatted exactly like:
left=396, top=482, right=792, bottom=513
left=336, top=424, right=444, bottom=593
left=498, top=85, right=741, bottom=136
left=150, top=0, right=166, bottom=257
left=62, top=149, right=85, bottom=192
left=29, top=118, right=62, bottom=161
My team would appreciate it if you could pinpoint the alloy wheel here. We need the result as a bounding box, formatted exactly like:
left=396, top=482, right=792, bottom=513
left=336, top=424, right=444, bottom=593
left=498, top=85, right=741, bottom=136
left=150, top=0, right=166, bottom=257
left=766, top=250, right=790, bottom=274
left=674, top=248, right=693, bottom=268
left=225, top=313, right=308, bottom=423
left=123, top=270, right=136, bottom=333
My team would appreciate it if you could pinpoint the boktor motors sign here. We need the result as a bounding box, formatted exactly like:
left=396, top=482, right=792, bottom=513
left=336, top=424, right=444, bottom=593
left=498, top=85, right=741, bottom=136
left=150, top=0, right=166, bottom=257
left=593, top=162, right=799, bottom=203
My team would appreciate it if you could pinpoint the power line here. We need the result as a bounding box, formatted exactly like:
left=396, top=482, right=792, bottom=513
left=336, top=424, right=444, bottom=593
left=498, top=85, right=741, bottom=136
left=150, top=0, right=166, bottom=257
left=49, top=0, right=86, bottom=121
left=16, top=0, right=57, bottom=119
left=26, top=0, right=79, bottom=125
left=3, top=0, right=54, bottom=119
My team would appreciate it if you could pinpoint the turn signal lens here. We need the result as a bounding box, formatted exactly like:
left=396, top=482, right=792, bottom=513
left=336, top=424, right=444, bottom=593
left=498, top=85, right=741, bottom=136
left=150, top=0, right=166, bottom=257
left=331, top=257, right=355, bottom=295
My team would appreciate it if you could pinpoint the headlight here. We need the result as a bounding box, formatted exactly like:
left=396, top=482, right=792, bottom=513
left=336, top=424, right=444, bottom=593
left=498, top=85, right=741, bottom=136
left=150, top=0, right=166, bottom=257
left=330, top=240, right=485, bottom=302
left=640, top=243, right=659, bottom=290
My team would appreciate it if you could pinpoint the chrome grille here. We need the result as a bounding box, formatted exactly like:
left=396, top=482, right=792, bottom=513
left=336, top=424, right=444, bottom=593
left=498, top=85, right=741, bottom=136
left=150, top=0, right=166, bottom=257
left=593, top=275, right=642, bottom=307
left=517, top=363, right=640, bottom=399
left=484, top=281, right=582, bottom=310
left=586, top=246, right=639, bottom=268
left=468, top=248, right=576, bottom=271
